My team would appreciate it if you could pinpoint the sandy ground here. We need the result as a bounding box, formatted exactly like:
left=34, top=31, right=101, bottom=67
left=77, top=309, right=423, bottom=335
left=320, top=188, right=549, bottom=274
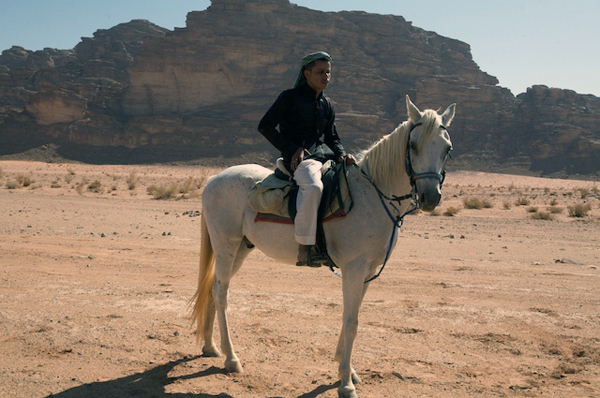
left=0, top=160, right=599, bottom=398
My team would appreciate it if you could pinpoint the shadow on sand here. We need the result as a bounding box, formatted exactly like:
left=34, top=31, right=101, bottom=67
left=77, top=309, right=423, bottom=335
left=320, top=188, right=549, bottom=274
left=46, top=355, right=339, bottom=398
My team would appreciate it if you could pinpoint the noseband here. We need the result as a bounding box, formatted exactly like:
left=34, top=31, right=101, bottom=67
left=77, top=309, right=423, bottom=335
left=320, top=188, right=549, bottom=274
left=405, top=122, right=447, bottom=190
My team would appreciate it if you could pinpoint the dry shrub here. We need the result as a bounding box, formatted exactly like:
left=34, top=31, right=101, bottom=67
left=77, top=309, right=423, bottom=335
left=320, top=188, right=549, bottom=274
left=147, top=175, right=207, bottom=200
left=515, top=197, right=531, bottom=206
left=527, top=206, right=539, bottom=213
left=147, top=183, right=179, bottom=200
left=6, top=180, right=19, bottom=189
left=444, top=206, right=460, bottom=216
left=126, top=171, right=139, bottom=190
left=463, top=197, right=484, bottom=209
left=75, top=180, right=87, bottom=195
left=88, top=180, right=103, bottom=193
left=51, top=181, right=61, bottom=188
left=530, top=211, right=555, bottom=221
left=180, top=177, right=200, bottom=195
left=549, top=198, right=559, bottom=206
left=503, top=201, right=512, bottom=210
left=576, top=187, right=590, bottom=199
left=568, top=203, right=592, bottom=218
left=17, top=175, right=32, bottom=187
left=548, top=206, right=563, bottom=214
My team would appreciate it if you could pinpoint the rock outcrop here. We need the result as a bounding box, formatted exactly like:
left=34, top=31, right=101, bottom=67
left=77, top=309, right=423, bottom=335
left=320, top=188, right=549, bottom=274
left=0, top=0, right=599, bottom=175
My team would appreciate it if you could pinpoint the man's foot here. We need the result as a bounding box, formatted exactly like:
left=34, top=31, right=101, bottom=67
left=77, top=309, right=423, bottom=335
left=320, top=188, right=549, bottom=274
left=296, top=245, right=328, bottom=267
left=297, top=244, right=311, bottom=263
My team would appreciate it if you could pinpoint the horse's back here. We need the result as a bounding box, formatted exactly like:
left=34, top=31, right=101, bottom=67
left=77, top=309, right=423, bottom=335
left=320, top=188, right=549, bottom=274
left=202, top=164, right=272, bottom=222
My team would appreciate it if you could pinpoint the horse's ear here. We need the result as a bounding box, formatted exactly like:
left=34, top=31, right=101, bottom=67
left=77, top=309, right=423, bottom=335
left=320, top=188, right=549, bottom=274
left=406, top=95, right=422, bottom=123
left=441, top=103, right=456, bottom=126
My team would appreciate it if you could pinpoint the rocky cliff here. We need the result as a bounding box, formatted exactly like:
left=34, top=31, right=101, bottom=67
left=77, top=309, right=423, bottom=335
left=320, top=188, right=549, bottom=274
left=1, top=0, right=599, bottom=176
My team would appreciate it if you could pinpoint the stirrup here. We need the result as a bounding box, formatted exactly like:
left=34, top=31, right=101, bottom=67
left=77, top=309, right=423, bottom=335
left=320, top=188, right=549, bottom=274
left=295, top=247, right=328, bottom=267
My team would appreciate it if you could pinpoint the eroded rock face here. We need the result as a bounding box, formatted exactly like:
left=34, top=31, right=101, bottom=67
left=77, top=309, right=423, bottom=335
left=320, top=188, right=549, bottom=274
left=0, top=0, right=598, bottom=174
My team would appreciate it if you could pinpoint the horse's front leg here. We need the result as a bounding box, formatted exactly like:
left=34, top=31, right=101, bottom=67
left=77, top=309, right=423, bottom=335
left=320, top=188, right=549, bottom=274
left=337, top=269, right=370, bottom=398
left=335, top=278, right=369, bottom=386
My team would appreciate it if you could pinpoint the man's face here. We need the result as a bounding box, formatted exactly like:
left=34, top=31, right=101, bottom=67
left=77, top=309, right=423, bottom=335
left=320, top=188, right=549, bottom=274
left=304, top=60, right=331, bottom=93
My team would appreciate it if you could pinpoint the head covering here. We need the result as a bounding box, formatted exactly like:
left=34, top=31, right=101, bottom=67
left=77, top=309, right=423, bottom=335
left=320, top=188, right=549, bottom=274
left=294, top=51, right=332, bottom=88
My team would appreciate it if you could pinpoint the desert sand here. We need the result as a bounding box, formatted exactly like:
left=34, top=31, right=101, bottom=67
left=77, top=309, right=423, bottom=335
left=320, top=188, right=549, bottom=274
left=0, top=160, right=599, bottom=398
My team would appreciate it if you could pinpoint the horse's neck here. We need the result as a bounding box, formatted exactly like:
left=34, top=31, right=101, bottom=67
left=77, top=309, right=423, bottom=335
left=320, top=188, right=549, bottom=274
left=362, top=159, right=412, bottom=198
left=360, top=126, right=413, bottom=198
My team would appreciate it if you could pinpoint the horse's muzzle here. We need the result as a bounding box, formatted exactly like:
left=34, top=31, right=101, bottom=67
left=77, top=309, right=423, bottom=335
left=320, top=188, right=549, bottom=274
left=418, top=186, right=441, bottom=212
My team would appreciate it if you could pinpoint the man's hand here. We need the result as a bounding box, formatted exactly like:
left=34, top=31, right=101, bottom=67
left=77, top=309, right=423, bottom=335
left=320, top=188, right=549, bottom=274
left=338, top=154, right=356, bottom=166
left=291, top=147, right=310, bottom=172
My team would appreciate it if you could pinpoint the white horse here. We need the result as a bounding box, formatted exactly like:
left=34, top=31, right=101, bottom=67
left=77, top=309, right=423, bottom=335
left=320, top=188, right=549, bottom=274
left=191, top=95, right=455, bottom=398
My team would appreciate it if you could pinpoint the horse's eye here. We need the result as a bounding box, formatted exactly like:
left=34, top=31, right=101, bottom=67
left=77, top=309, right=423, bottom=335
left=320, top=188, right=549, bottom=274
left=409, top=142, right=417, bottom=152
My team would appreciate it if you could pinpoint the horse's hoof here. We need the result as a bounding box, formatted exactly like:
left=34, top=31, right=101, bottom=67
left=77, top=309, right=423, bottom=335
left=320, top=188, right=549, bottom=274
left=338, top=386, right=358, bottom=398
left=202, top=345, right=222, bottom=357
left=351, top=371, right=362, bottom=384
left=225, top=359, right=243, bottom=373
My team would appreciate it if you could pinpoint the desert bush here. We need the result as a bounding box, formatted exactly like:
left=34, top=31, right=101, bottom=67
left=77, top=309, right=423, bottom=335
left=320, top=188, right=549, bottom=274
left=462, top=197, right=484, bottom=209
left=481, top=199, right=493, bottom=208
left=548, top=206, right=563, bottom=214
left=147, top=183, right=179, bottom=200
left=530, top=211, right=554, bottom=220
left=549, top=198, right=559, bottom=206
left=87, top=180, right=103, bottom=193
left=126, top=171, right=139, bottom=190
left=515, top=197, right=531, bottom=206
left=502, top=201, right=512, bottom=210
left=75, top=181, right=87, bottom=195
left=180, top=177, right=198, bottom=194
left=443, top=206, right=460, bottom=216
left=527, top=206, right=539, bottom=213
left=577, top=188, right=590, bottom=199
left=567, top=203, right=592, bottom=218
left=51, top=181, right=61, bottom=188
left=6, top=180, right=18, bottom=189
left=17, top=175, right=32, bottom=187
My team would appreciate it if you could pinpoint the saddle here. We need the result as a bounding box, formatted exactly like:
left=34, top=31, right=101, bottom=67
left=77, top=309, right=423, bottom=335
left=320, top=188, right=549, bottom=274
left=247, top=159, right=353, bottom=264
left=247, top=159, right=352, bottom=222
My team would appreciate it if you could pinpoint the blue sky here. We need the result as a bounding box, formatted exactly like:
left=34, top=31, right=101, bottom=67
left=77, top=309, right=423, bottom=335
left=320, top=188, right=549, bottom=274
left=1, top=0, right=598, bottom=97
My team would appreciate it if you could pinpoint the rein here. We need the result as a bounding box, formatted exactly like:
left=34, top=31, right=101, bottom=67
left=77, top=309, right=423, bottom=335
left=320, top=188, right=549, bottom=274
left=361, top=121, right=447, bottom=283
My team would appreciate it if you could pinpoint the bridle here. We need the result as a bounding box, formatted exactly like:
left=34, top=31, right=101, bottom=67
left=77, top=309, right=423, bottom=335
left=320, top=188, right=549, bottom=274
left=359, top=121, right=450, bottom=283
left=405, top=121, right=448, bottom=190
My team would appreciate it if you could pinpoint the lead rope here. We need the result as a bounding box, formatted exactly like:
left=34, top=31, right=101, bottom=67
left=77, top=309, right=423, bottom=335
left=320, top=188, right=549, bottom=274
left=327, top=162, right=417, bottom=282
left=363, top=187, right=417, bottom=283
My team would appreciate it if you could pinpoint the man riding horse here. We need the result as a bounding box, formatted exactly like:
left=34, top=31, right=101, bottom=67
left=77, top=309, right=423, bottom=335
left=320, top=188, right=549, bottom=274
left=258, top=51, right=356, bottom=266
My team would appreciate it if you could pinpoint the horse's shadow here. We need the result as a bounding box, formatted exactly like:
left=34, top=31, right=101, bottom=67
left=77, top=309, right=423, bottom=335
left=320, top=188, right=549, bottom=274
left=46, top=355, right=338, bottom=398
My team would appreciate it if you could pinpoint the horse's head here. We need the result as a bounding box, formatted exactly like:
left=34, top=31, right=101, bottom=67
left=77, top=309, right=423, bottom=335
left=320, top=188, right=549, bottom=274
left=405, top=95, right=455, bottom=212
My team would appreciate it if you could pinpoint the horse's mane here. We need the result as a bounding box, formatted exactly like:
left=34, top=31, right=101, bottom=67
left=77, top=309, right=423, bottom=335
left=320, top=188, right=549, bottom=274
left=359, top=109, right=442, bottom=193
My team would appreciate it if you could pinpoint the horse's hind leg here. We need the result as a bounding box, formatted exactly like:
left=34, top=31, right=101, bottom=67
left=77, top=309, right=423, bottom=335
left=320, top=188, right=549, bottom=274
left=213, top=238, right=254, bottom=373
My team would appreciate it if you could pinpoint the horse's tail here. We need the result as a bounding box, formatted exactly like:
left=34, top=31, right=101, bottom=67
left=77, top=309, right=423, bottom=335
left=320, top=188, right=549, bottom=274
left=190, top=214, right=215, bottom=343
